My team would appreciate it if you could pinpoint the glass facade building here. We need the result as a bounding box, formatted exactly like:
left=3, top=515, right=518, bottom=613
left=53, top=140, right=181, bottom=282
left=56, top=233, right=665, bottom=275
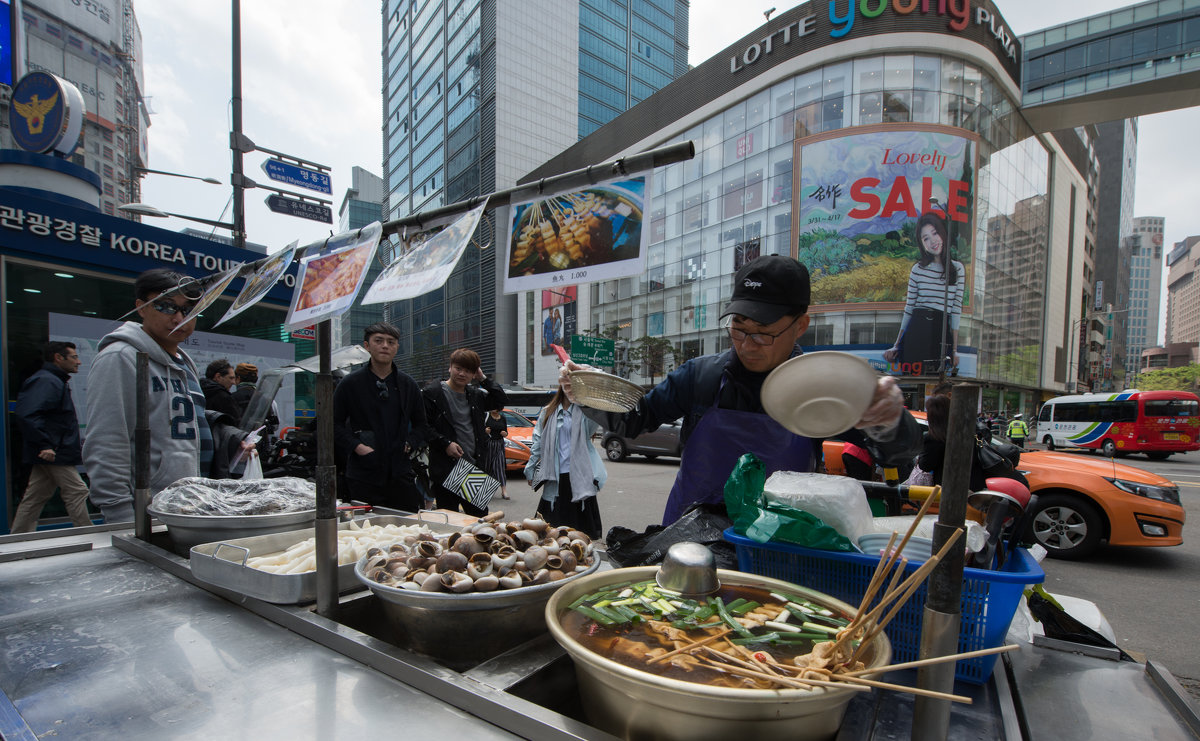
left=587, top=55, right=1051, bottom=411
left=380, top=0, right=688, bottom=384
left=1128, top=215, right=1165, bottom=372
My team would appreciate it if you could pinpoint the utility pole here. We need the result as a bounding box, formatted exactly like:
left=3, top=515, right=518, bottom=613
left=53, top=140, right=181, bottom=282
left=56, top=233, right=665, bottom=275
left=230, top=0, right=247, bottom=249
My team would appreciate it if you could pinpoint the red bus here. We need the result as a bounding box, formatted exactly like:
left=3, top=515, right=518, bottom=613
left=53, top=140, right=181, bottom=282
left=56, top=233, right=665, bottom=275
left=1035, top=389, right=1200, bottom=459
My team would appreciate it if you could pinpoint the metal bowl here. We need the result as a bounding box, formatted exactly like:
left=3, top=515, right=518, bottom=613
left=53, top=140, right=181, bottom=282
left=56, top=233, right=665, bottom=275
left=355, top=553, right=602, bottom=670
left=656, top=542, right=721, bottom=595
left=546, top=566, right=892, bottom=741
left=147, top=505, right=316, bottom=557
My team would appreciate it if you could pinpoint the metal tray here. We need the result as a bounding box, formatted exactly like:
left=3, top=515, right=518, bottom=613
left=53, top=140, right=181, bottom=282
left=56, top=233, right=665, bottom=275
left=189, top=513, right=457, bottom=604
left=148, top=504, right=317, bottom=556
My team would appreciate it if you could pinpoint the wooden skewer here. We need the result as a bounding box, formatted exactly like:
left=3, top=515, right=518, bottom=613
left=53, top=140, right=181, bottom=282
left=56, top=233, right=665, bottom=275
left=697, top=657, right=870, bottom=692
left=826, top=672, right=972, bottom=704
left=844, top=644, right=1021, bottom=677
left=647, top=629, right=732, bottom=664
left=852, top=531, right=898, bottom=625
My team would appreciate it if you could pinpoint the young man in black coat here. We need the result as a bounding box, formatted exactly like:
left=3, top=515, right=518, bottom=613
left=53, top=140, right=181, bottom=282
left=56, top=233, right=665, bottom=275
left=332, top=323, right=429, bottom=511
left=422, top=348, right=507, bottom=516
left=200, top=358, right=241, bottom=420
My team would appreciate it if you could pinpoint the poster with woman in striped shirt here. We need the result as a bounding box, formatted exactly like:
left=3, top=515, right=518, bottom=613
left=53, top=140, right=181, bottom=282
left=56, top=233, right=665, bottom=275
left=792, top=125, right=976, bottom=378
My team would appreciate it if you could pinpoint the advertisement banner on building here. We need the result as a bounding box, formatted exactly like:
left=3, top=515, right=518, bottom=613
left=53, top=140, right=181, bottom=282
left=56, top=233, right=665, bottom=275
left=285, top=222, right=381, bottom=330
left=362, top=203, right=485, bottom=305
left=503, top=176, right=648, bottom=294
left=792, top=124, right=978, bottom=377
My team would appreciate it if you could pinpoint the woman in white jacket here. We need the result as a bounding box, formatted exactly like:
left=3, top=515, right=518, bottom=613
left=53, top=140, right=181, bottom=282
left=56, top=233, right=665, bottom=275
left=524, top=385, right=607, bottom=539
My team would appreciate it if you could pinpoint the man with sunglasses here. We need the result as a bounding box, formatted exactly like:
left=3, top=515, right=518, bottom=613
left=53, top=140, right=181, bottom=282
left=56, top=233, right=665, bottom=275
left=562, top=254, right=921, bottom=525
left=332, top=322, right=428, bottom=511
left=83, top=269, right=210, bottom=523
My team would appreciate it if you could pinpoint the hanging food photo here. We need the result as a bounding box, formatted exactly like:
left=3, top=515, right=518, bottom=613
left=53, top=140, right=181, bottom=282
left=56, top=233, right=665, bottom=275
left=285, top=222, right=381, bottom=330
left=503, top=176, right=648, bottom=294
left=217, top=240, right=298, bottom=326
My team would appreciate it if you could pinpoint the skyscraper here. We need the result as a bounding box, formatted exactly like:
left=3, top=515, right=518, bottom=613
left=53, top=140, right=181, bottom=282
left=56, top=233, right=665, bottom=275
left=1127, top=216, right=1164, bottom=374
left=1092, top=118, right=1138, bottom=391
left=380, top=0, right=688, bottom=384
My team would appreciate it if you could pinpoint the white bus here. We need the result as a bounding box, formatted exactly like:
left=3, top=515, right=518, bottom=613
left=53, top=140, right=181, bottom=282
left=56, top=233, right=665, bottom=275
left=1035, top=389, right=1200, bottom=459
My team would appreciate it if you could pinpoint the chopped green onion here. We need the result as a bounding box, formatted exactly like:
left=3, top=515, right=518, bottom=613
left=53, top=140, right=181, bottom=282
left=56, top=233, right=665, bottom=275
left=802, top=621, right=840, bottom=635
left=713, top=597, right=755, bottom=639
left=573, top=605, right=615, bottom=626
left=730, top=601, right=761, bottom=616
left=764, top=620, right=802, bottom=633
left=731, top=632, right=780, bottom=645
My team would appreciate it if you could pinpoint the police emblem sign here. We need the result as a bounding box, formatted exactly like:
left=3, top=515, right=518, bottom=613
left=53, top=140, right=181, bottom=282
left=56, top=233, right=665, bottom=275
left=8, top=71, right=85, bottom=156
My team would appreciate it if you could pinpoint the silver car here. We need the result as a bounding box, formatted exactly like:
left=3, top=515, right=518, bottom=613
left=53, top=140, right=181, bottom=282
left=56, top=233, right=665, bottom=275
left=602, top=419, right=683, bottom=461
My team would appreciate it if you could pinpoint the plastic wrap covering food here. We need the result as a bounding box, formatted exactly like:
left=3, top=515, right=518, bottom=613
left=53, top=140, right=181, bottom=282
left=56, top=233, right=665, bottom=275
left=762, top=472, right=874, bottom=545
left=151, top=477, right=315, bottom=516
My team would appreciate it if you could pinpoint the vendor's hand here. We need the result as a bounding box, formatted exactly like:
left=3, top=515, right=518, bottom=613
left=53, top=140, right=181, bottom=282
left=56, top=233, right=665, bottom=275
left=559, top=360, right=592, bottom=404
left=238, top=440, right=258, bottom=455
left=855, top=376, right=904, bottom=431
left=355, top=443, right=375, bottom=456
left=446, top=441, right=465, bottom=458
left=473, top=367, right=486, bottom=382
left=37, top=448, right=56, bottom=462
left=882, top=346, right=899, bottom=363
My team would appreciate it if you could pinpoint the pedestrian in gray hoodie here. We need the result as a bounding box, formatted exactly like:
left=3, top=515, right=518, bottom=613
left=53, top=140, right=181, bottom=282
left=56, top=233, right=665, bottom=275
left=84, top=269, right=212, bottom=523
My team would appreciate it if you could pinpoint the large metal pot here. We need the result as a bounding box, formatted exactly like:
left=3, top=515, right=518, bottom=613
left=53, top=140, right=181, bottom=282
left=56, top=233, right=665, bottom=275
left=545, top=566, right=892, bottom=741
left=355, top=554, right=601, bottom=670
left=147, top=505, right=315, bottom=557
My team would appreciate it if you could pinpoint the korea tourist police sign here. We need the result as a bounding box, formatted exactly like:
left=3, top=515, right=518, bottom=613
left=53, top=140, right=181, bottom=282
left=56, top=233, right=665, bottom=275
left=792, top=124, right=979, bottom=378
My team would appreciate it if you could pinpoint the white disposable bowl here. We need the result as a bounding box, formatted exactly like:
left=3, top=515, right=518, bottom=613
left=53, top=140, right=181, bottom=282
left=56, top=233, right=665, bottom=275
left=761, top=352, right=877, bottom=438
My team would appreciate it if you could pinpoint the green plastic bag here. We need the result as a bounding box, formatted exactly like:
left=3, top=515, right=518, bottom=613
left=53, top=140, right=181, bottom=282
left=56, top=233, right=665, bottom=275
left=723, top=453, right=857, bottom=552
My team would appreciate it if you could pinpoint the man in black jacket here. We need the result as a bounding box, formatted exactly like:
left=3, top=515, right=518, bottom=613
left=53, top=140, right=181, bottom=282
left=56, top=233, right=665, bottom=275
left=562, top=255, right=920, bottom=525
left=422, top=348, right=507, bottom=516
left=333, top=323, right=428, bottom=511
left=11, top=342, right=93, bottom=532
left=200, top=358, right=241, bottom=420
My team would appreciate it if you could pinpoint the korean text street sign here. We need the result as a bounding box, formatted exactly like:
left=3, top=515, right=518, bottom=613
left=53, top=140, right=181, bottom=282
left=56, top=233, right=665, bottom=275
left=262, top=159, right=332, bottom=194
left=266, top=194, right=332, bottom=224
left=570, top=335, right=615, bottom=366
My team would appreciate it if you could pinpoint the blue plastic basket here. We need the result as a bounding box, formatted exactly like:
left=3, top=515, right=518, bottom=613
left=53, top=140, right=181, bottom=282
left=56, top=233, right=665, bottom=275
left=724, top=528, right=1045, bottom=684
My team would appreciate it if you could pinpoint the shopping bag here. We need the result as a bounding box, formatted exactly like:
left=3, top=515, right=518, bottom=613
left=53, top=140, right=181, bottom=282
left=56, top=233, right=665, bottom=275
left=442, top=457, right=499, bottom=509
left=241, top=452, right=263, bottom=480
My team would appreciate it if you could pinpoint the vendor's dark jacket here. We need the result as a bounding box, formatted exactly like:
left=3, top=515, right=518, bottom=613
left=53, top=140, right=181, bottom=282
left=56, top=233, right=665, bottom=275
left=333, top=365, right=428, bottom=483
left=200, top=378, right=241, bottom=421
left=15, top=362, right=83, bottom=466
left=592, top=346, right=921, bottom=469
left=422, top=378, right=507, bottom=486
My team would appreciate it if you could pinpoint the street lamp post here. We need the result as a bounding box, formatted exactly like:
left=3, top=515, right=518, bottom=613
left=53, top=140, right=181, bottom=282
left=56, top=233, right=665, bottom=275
left=135, top=167, right=222, bottom=185
left=118, top=202, right=238, bottom=234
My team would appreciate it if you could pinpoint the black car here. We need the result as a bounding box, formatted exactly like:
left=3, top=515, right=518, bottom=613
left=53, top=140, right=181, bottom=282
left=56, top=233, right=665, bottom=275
left=601, top=419, right=683, bottom=461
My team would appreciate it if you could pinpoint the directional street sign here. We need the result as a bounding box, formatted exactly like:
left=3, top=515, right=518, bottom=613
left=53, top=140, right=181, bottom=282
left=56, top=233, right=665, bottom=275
left=266, top=194, right=332, bottom=224
left=261, top=159, right=332, bottom=194
left=569, top=335, right=615, bottom=366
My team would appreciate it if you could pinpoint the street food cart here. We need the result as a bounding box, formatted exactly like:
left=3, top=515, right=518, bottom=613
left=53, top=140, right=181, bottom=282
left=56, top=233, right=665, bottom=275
left=1, top=516, right=1197, bottom=740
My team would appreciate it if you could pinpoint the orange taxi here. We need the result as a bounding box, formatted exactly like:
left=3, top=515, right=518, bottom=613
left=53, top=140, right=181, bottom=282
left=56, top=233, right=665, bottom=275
left=499, top=408, right=535, bottom=472
left=822, top=411, right=1185, bottom=560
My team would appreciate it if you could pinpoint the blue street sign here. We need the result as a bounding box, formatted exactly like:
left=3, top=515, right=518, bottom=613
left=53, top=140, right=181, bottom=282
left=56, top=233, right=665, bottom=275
left=261, top=159, right=332, bottom=194
left=266, top=194, right=332, bottom=224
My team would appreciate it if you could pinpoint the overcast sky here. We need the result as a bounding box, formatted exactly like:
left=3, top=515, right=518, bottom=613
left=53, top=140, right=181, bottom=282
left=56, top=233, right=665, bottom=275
left=137, top=0, right=1197, bottom=339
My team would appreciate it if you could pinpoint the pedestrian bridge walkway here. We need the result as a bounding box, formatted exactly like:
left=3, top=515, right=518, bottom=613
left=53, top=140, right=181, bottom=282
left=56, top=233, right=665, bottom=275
left=1020, top=0, right=1200, bottom=131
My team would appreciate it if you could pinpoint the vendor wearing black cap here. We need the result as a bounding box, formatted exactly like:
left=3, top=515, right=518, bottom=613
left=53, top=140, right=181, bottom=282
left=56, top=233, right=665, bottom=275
left=561, top=254, right=921, bottom=525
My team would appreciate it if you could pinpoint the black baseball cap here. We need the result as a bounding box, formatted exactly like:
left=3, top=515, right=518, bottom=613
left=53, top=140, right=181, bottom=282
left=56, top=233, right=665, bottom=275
left=721, top=255, right=811, bottom=325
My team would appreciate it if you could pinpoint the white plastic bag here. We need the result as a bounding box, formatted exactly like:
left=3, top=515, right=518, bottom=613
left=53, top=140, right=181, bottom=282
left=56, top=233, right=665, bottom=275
left=241, top=452, right=263, bottom=481
left=762, top=472, right=875, bottom=544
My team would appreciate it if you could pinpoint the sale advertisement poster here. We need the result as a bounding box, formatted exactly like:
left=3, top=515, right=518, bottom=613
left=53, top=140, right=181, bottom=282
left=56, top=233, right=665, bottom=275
left=793, top=125, right=977, bottom=376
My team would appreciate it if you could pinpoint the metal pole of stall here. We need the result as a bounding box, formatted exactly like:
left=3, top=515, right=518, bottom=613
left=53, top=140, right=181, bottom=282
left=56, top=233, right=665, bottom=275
left=314, top=319, right=339, bottom=616
left=134, top=352, right=152, bottom=542
left=911, top=382, right=977, bottom=739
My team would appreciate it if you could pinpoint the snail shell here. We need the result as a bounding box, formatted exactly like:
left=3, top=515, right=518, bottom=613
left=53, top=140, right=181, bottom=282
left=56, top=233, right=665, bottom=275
left=558, top=551, right=578, bottom=572
left=523, top=518, right=549, bottom=534
left=522, top=545, right=549, bottom=571
left=566, top=530, right=591, bottom=544
left=441, top=571, right=474, bottom=593
left=436, top=551, right=468, bottom=573
left=366, top=547, right=384, bottom=559
left=530, top=569, right=552, bottom=585
left=416, top=540, right=443, bottom=558
left=388, top=543, right=410, bottom=557
left=365, top=555, right=387, bottom=572
left=473, top=574, right=499, bottom=592
left=491, top=547, right=518, bottom=571
left=546, top=569, right=565, bottom=582
left=411, top=571, right=430, bottom=585
left=467, top=552, right=494, bottom=580
left=498, top=572, right=523, bottom=589
left=538, top=538, right=561, bottom=555
left=420, top=574, right=446, bottom=591
left=512, top=530, right=538, bottom=548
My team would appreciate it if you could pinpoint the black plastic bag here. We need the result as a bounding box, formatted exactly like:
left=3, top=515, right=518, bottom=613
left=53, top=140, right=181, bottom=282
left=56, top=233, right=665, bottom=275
left=604, top=502, right=737, bottom=569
